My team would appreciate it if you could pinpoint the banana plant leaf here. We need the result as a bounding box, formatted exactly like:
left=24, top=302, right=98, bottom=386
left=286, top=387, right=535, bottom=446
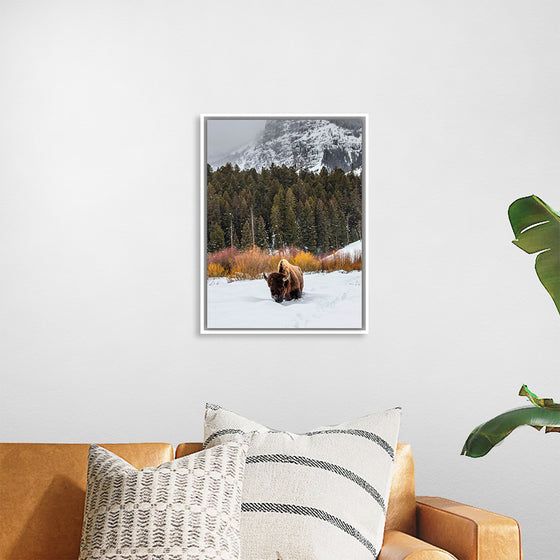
left=461, top=386, right=560, bottom=458
left=508, top=195, right=560, bottom=314
left=519, top=384, right=560, bottom=409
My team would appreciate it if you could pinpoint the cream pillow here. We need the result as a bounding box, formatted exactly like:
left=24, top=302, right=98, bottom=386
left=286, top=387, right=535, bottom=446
left=204, top=404, right=401, bottom=560
left=79, top=440, right=248, bottom=560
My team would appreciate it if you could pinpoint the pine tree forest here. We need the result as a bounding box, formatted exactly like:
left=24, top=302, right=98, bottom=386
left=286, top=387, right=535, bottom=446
left=206, top=163, right=362, bottom=255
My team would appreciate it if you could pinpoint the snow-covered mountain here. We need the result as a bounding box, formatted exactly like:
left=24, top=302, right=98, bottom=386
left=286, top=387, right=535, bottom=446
left=209, top=119, right=363, bottom=173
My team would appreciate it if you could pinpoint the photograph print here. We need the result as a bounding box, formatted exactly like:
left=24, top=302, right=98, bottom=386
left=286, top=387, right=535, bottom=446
left=201, top=115, right=367, bottom=333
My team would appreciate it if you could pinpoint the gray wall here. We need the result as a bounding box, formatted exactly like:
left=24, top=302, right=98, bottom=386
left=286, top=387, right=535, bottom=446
left=1, top=1, right=559, bottom=558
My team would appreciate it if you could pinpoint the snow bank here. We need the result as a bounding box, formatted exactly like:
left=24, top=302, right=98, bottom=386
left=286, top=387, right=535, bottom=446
left=206, top=271, right=363, bottom=330
left=324, top=240, right=362, bottom=261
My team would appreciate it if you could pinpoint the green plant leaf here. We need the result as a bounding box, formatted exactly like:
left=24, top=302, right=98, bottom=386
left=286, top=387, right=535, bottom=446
left=462, top=385, right=560, bottom=458
left=461, top=406, right=560, bottom=458
left=508, top=195, right=560, bottom=314
left=519, top=384, right=560, bottom=409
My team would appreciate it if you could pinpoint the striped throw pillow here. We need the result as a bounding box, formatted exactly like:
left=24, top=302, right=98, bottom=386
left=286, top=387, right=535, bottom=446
left=79, top=441, right=249, bottom=560
left=204, top=405, right=401, bottom=560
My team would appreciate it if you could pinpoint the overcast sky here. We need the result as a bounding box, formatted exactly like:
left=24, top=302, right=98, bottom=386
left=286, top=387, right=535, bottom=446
left=206, top=118, right=266, bottom=158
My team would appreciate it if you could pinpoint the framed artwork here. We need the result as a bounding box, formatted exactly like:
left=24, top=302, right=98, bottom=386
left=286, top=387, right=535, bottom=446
left=200, top=114, right=368, bottom=334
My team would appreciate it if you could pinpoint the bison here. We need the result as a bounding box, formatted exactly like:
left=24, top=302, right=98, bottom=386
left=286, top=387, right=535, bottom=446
left=263, top=259, right=304, bottom=303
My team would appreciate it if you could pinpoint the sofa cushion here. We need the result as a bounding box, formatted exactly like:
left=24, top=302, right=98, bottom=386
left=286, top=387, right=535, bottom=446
left=204, top=404, right=401, bottom=560
left=0, top=443, right=173, bottom=560
left=78, top=441, right=248, bottom=560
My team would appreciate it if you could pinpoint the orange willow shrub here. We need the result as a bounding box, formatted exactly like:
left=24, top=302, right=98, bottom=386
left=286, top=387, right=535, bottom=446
left=268, top=246, right=299, bottom=271
left=207, top=263, right=226, bottom=277
left=268, top=253, right=283, bottom=271
left=230, top=248, right=274, bottom=280
left=206, top=246, right=362, bottom=279
left=321, top=254, right=362, bottom=272
left=206, top=247, right=239, bottom=274
left=293, top=251, right=322, bottom=272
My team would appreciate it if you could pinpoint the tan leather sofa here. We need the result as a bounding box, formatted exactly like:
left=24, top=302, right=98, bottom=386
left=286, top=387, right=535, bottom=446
left=0, top=442, right=521, bottom=560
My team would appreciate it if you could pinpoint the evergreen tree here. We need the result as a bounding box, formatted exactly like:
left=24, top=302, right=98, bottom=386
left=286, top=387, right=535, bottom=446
left=315, top=199, right=330, bottom=253
left=231, top=193, right=246, bottom=245
left=255, top=215, right=268, bottom=249
left=319, top=166, right=330, bottom=186
left=348, top=186, right=362, bottom=242
left=206, top=163, right=362, bottom=255
left=329, top=197, right=346, bottom=250
left=208, top=223, right=225, bottom=253
left=266, top=178, right=282, bottom=215
left=270, top=189, right=285, bottom=249
left=283, top=188, right=299, bottom=247
left=207, top=182, right=222, bottom=232
left=301, top=200, right=317, bottom=253
left=241, top=220, right=253, bottom=250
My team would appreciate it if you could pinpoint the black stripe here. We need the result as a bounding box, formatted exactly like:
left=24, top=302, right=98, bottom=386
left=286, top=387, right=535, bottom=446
left=247, top=454, right=385, bottom=512
left=204, top=428, right=394, bottom=458
left=241, top=502, right=377, bottom=557
left=304, top=429, right=394, bottom=459
left=203, top=429, right=246, bottom=448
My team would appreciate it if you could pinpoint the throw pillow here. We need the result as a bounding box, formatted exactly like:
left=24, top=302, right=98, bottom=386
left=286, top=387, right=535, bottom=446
left=204, top=404, right=401, bottom=560
left=79, top=440, right=249, bottom=560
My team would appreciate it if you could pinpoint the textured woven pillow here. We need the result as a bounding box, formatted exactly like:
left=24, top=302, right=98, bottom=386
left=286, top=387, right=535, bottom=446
left=204, top=405, right=401, bottom=560
left=79, top=441, right=248, bottom=560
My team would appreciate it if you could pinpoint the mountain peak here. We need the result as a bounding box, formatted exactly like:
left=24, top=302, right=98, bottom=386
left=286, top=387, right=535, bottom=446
left=209, top=118, right=363, bottom=173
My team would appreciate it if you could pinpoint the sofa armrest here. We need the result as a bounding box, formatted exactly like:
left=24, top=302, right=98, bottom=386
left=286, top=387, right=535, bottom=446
left=416, top=496, right=522, bottom=560
left=379, top=530, right=457, bottom=560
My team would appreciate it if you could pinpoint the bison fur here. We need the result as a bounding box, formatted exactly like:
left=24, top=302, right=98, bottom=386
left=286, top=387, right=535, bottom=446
left=264, top=259, right=304, bottom=303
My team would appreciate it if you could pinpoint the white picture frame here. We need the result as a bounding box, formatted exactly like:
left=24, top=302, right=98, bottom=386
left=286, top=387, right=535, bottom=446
left=200, top=114, right=369, bottom=334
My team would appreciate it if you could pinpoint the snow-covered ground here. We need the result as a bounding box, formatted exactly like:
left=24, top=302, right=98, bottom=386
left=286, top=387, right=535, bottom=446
left=206, top=271, right=363, bottom=330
